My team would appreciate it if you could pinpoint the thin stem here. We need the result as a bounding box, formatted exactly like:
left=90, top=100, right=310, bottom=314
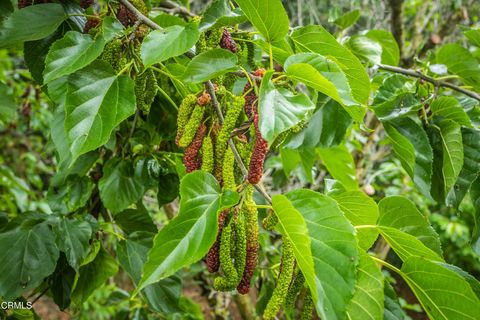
left=255, top=204, right=273, bottom=209
left=377, top=63, right=480, bottom=101
left=370, top=256, right=403, bottom=275
left=354, top=224, right=378, bottom=229
left=118, top=0, right=161, bottom=30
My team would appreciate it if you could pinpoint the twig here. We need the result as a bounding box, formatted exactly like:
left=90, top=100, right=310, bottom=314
left=205, top=82, right=272, bottom=204
left=377, top=64, right=480, bottom=101
left=119, top=0, right=273, bottom=204
left=128, top=19, right=142, bottom=41
left=159, top=0, right=194, bottom=17
left=31, top=287, right=49, bottom=305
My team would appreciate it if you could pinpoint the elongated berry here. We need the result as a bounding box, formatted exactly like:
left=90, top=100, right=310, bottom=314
left=206, top=209, right=229, bottom=273
left=220, top=28, right=238, bottom=53
left=248, top=114, right=268, bottom=184
left=183, top=123, right=206, bottom=172
left=178, top=105, right=205, bottom=148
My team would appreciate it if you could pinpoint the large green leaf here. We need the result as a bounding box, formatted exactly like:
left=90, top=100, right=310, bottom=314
left=183, top=48, right=238, bottom=83
left=234, top=0, right=289, bottom=42
left=64, top=61, right=136, bottom=162
left=53, top=218, right=93, bottom=271
left=317, top=144, right=358, bottom=190
left=200, top=0, right=246, bottom=31
left=290, top=25, right=370, bottom=104
left=437, top=44, right=480, bottom=91
left=464, top=27, right=480, bottom=47
left=282, top=190, right=358, bottom=320
left=0, top=82, right=16, bottom=123
left=137, top=171, right=239, bottom=291
left=430, top=97, right=472, bottom=127
left=0, top=4, right=67, bottom=48
left=43, top=18, right=123, bottom=83
left=384, top=117, right=433, bottom=199
left=117, top=232, right=183, bottom=314
left=330, top=191, right=379, bottom=250
left=347, top=36, right=382, bottom=65
left=71, top=247, right=118, bottom=304
left=383, top=281, right=407, bottom=320
left=378, top=196, right=442, bottom=255
left=271, top=195, right=318, bottom=318
left=400, top=257, right=480, bottom=319
left=429, top=120, right=464, bottom=202
left=472, top=177, right=480, bottom=254
left=447, top=128, right=480, bottom=207
left=373, top=75, right=419, bottom=121
left=0, top=222, right=59, bottom=299
left=141, top=23, right=199, bottom=67
left=284, top=53, right=362, bottom=120
left=115, top=206, right=157, bottom=235
left=378, top=226, right=442, bottom=262
left=346, top=252, right=384, bottom=320
left=364, top=30, right=400, bottom=66
left=47, top=175, right=94, bottom=214
left=333, top=9, right=360, bottom=30
left=98, top=158, right=145, bottom=214
left=258, top=70, right=315, bottom=144
left=286, top=99, right=352, bottom=149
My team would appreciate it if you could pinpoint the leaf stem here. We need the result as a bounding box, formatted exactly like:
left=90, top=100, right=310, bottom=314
left=377, top=63, right=480, bottom=101
left=370, top=256, right=403, bottom=275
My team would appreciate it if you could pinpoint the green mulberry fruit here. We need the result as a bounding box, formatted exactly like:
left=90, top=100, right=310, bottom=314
left=201, top=134, right=214, bottom=173
left=262, top=209, right=278, bottom=231
left=176, top=94, right=197, bottom=145
left=263, top=238, right=296, bottom=320
left=178, top=105, right=205, bottom=148
left=300, top=290, right=314, bottom=320
left=233, top=213, right=247, bottom=282
left=284, top=271, right=305, bottom=309
left=214, top=212, right=238, bottom=291
left=135, top=69, right=157, bottom=115
left=222, top=147, right=236, bottom=191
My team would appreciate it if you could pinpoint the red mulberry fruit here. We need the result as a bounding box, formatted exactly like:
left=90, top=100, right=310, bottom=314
left=183, top=123, right=206, bottom=173
left=83, top=16, right=101, bottom=34
left=79, top=0, right=93, bottom=9
left=206, top=210, right=230, bottom=273
left=220, top=28, right=238, bottom=53
left=247, top=114, right=268, bottom=184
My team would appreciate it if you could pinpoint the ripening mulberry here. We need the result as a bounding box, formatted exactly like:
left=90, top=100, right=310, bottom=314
left=285, top=271, right=305, bottom=309
left=262, top=209, right=278, bottom=231
left=220, top=28, right=238, bottom=53
left=197, top=91, right=211, bottom=106
left=214, top=95, right=245, bottom=179
left=83, top=16, right=101, bottom=34
left=101, top=38, right=125, bottom=72
left=248, top=114, right=268, bottom=184
left=214, top=213, right=238, bottom=291
left=300, top=291, right=314, bottom=320
left=116, top=5, right=131, bottom=27
left=183, top=123, right=206, bottom=172
left=178, top=105, right=205, bottom=148
left=206, top=28, right=224, bottom=49
left=79, top=0, right=93, bottom=9
left=18, top=0, right=33, bottom=8
left=176, top=94, right=197, bottom=145
left=237, top=186, right=259, bottom=294
left=263, top=238, right=296, bottom=320
left=233, top=213, right=247, bottom=284
left=206, top=210, right=229, bottom=273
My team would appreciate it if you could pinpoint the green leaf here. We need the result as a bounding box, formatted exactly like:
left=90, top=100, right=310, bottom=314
left=270, top=195, right=317, bottom=317
left=117, top=232, right=183, bottom=314
left=234, top=0, right=289, bottom=42
left=378, top=226, right=442, bottom=262
left=464, top=27, right=480, bottom=47
left=400, top=257, right=480, bottom=320
left=430, top=97, right=472, bottom=127
left=24, top=26, right=64, bottom=84
left=141, top=23, right=199, bottom=67
left=71, top=247, right=118, bottom=304
left=471, top=177, right=480, bottom=254
left=286, top=99, right=352, bottom=149
left=183, top=48, right=238, bottom=83
left=0, top=3, right=67, bottom=48
left=98, top=158, right=145, bottom=214
left=0, top=222, right=59, bottom=299
left=384, top=117, right=433, bottom=199
left=447, top=128, right=480, bottom=207
left=334, top=9, right=360, bottom=29
left=383, top=281, right=408, bottom=320
left=317, top=144, right=358, bottom=190
left=200, top=0, right=246, bottom=31
left=290, top=25, right=370, bottom=104
left=346, top=252, right=384, bottom=320
left=53, top=218, right=93, bottom=271
left=330, top=191, right=379, bottom=250
left=50, top=254, right=76, bottom=311
left=437, top=44, right=480, bottom=91
left=115, top=206, right=157, bottom=235
left=284, top=53, right=361, bottom=117
left=347, top=35, right=382, bottom=65
left=157, top=173, right=180, bottom=206
left=429, top=120, right=464, bottom=202
left=373, top=74, right=419, bottom=121
left=258, top=70, right=315, bottom=144
left=137, top=171, right=239, bottom=291
left=364, top=30, right=400, bottom=66
left=65, top=61, right=136, bottom=162
left=0, top=82, right=16, bottom=123
left=47, top=175, right=94, bottom=214
left=283, top=190, right=358, bottom=320
left=378, top=196, right=442, bottom=256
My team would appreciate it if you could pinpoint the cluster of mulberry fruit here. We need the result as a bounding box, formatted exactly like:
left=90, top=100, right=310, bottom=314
left=79, top=0, right=93, bottom=9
